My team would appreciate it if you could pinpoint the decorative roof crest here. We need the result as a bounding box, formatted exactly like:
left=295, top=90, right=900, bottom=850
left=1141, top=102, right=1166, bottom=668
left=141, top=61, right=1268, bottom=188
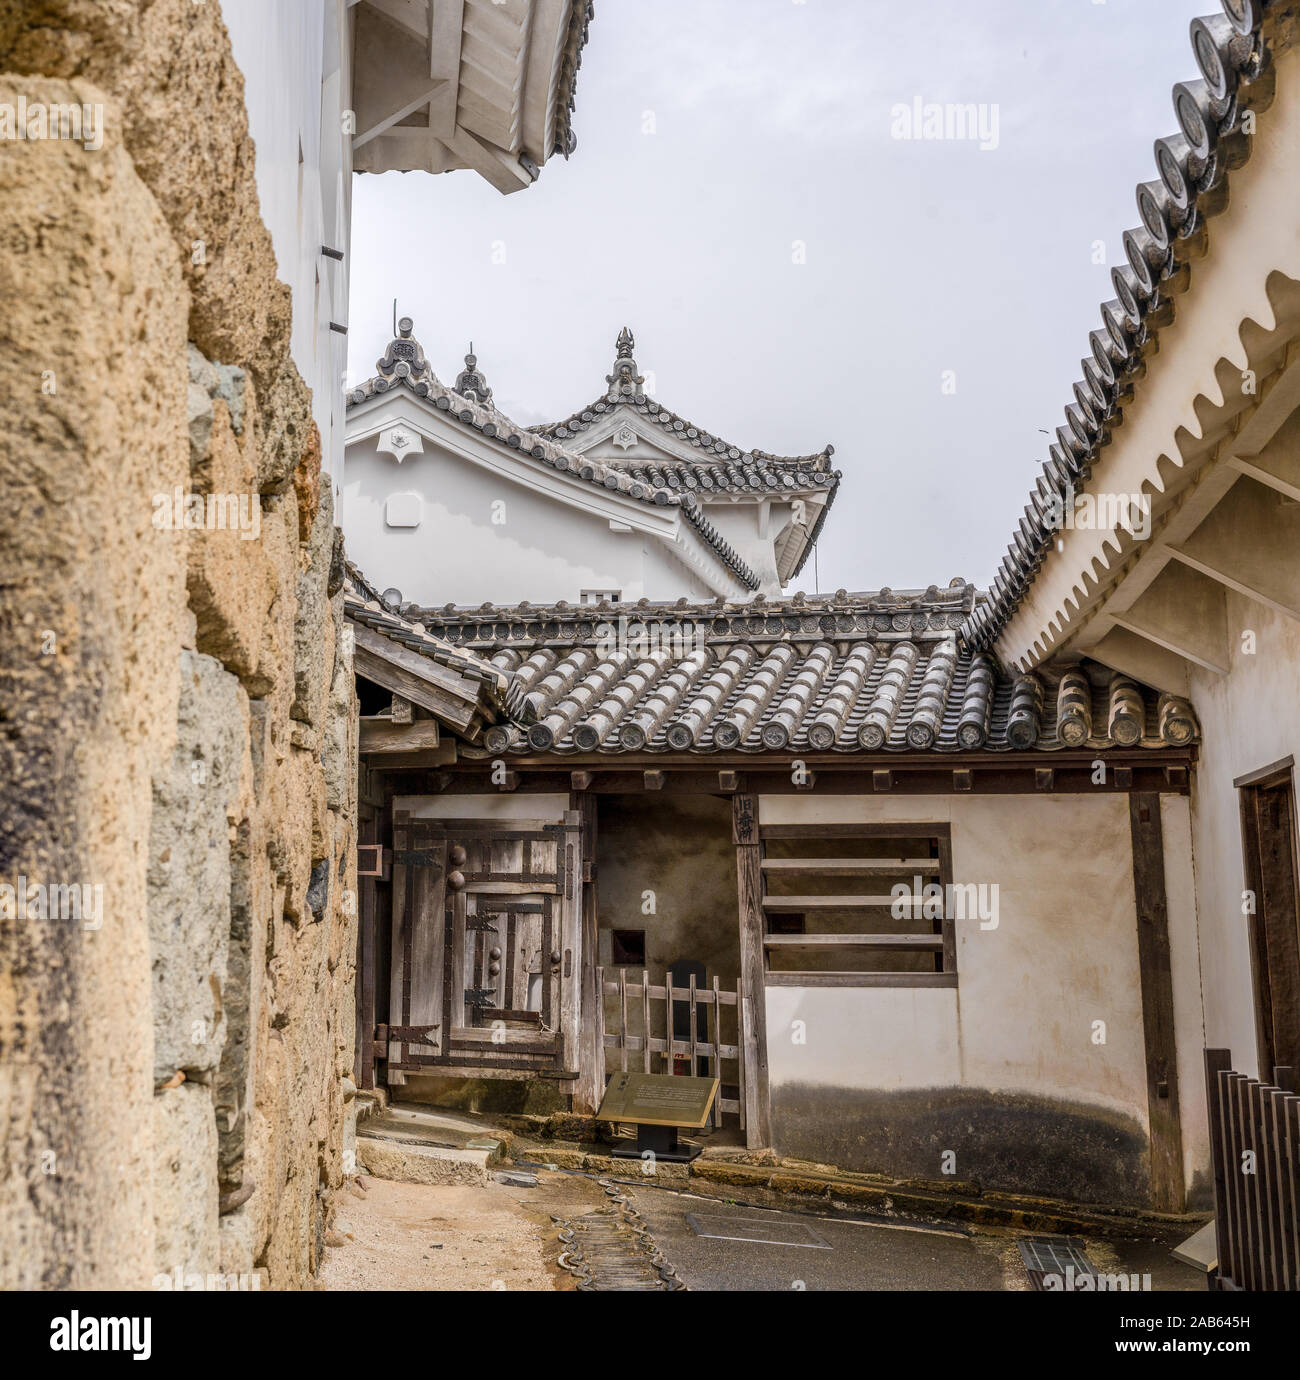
left=606, top=325, right=645, bottom=403
left=454, top=343, right=493, bottom=405
left=375, top=316, right=431, bottom=384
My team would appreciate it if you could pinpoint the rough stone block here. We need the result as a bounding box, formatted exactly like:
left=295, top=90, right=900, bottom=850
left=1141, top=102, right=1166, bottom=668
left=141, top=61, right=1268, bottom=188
left=152, top=1083, right=219, bottom=1279
left=148, top=649, right=248, bottom=1082
left=355, top=1137, right=491, bottom=1187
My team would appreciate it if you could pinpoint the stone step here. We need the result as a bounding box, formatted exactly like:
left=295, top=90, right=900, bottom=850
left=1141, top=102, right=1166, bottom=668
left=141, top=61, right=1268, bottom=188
left=356, top=1135, right=492, bottom=1187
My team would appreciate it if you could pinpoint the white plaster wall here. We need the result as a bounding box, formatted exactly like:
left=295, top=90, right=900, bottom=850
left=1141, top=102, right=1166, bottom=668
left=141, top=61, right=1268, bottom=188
left=222, top=0, right=352, bottom=490
left=639, top=539, right=713, bottom=602
left=344, top=433, right=641, bottom=604
left=761, top=793, right=1149, bottom=1121
left=1187, top=593, right=1300, bottom=1079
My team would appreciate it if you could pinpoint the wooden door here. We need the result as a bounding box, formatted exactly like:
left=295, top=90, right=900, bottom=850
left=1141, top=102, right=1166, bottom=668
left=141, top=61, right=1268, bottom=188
left=389, top=809, right=583, bottom=1079
left=386, top=812, right=447, bottom=1079
left=1241, top=768, right=1300, bottom=1073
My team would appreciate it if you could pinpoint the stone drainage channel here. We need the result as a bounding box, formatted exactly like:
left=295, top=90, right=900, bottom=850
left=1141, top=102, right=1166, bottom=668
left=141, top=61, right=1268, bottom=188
left=553, top=1180, right=686, bottom=1291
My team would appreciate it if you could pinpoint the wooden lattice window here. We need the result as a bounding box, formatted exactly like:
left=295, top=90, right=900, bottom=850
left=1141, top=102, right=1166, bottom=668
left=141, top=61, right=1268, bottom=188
left=757, top=823, right=956, bottom=987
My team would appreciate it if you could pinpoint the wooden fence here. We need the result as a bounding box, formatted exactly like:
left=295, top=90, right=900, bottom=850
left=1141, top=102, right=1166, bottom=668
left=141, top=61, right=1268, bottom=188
left=1205, top=1049, right=1299, bottom=1291
left=597, top=967, right=745, bottom=1131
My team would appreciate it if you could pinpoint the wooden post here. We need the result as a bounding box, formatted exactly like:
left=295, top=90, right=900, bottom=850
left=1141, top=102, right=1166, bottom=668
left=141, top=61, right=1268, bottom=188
left=574, top=792, right=602, bottom=1113
left=1204, top=1048, right=1232, bottom=1285
left=1129, top=792, right=1185, bottom=1213
left=733, top=793, right=771, bottom=1148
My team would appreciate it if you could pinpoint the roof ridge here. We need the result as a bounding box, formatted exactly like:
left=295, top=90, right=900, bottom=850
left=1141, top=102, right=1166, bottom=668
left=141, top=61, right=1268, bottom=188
left=531, top=327, right=837, bottom=476
left=966, top=2, right=1284, bottom=651
left=346, top=321, right=762, bottom=590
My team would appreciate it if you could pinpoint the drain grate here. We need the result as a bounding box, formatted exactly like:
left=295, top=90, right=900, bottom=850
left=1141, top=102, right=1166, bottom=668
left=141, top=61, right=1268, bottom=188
left=553, top=1181, right=685, bottom=1291
left=1017, top=1235, right=1099, bottom=1291
left=686, top=1213, right=831, bottom=1249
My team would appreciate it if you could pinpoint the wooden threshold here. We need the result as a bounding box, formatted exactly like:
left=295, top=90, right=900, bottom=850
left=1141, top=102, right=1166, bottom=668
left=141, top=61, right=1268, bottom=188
left=763, top=971, right=959, bottom=988
left=759, top=857, right=940, bottom=874
left=762, top=934, right=943, bottom=949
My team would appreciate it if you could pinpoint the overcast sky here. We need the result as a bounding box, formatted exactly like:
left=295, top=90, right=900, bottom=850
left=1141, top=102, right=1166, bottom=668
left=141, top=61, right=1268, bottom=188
left=348, top=0, right=1210, bottom=595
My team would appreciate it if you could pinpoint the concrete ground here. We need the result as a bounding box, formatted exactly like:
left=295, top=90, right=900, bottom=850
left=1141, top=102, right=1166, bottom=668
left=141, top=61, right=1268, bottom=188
left=625, top=1183, right=1009, bottom=1291
left=319, top=1164, right=1207, bottom=1291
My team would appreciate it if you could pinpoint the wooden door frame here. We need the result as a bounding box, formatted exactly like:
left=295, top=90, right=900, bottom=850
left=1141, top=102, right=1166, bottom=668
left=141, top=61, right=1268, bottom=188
left=1236, top=756, right=1300, bottom=1076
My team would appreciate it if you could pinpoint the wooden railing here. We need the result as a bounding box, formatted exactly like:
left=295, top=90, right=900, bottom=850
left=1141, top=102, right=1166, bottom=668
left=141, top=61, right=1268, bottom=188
left=1204, top=1049, right=1299, bottom=1291
left=598, top=967, right=745, bottom=1130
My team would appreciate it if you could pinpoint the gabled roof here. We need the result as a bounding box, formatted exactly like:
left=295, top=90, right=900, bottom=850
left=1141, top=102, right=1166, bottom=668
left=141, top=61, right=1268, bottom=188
left=966, top=3, right=1283, bottom=652
left=532, top=329, right=841, bottom=499
left=345, top=563, right=528, bottom=734
left=394, top=584, right=1199, bottom=757
left=346, top=322, right=761, bottom=590
left=351, top=0, right=596, bottom=191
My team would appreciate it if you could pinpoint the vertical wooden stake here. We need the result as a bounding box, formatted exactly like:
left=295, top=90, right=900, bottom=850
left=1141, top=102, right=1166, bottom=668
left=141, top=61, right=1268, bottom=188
left=1130, top=791, right=1185, bottom=1213
left=733, top=793, right=771, bottom=1148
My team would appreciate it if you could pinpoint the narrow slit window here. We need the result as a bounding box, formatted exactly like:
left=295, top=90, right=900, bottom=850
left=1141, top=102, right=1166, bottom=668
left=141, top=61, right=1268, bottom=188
left=756, top=825, right=956, bottom=987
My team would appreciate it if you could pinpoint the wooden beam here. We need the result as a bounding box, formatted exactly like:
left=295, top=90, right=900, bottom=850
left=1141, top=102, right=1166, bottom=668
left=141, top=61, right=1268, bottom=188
left=718, top=770, right=739, bottom=793
left=574, top=792, right=602, bottom=1114
left=872, top=769, right=892, bottom=792
left=570, top=770, right=593, bottom=792
left=643, top=770, right=665, bottom=791
left=1115, top=766, right=1134, bottom=790
left=353, top=631, right=479, bottom=731
left=359, top=719, right=452, bottom=757
left=1035, top=768, right=1054, bottom=791
left=794, top=768, right=817, bottom=792
left=391, top=694, right=414, bottom=724
left=354, top=79, right=448, bottom=148
left=1129, top=791, right=1185, bottom=1213
left=953, top=768, right=973, bottom=792
left=733, top=795, right=771, bottom=1148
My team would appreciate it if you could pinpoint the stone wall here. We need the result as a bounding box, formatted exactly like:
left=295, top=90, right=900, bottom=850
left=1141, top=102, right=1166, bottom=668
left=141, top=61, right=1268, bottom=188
left=0, top=1, right=356, bottom=1289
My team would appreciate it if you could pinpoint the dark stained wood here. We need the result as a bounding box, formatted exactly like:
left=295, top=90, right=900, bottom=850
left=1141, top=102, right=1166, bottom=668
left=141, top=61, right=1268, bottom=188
left=570, top=771, right=593, bottom=792
left=733, top=794, right=770, bottom=1147
left=1035, top=767, right=1054, bottom=791
left=1204, top=1049, right=1232, bottom=1279
left=353, top=637, right=477, bottom=731
left=575, top=792, right=602, bottom=1112
left=765, top=971, right=959, bottom=988
left=872, top=769, right=892, bottom=791
left=359, top=719, right=453, bottom=757
left=420, top=756, right=1195, bottom=797
left=952, top=768, right=973, bottom=792
left=643, top=769, right=665, bottom=791
left=937, top=830, right=957, bottom=977
left=761, top=822, right=951, bottom=840
left=1129, top=791, right=1185, bottom=1213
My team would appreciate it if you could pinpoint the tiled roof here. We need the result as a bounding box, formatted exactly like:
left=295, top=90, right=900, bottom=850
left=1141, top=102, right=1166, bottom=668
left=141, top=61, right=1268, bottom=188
left=389, top=584, right=1199, bottom=756
left=966, top=2, right=1283, bottom=650
left=344, top=567, right=527, bottom=722
left=553, top=1, right=596, bottom=159
left=532, top=329, right=841, bottom=498
left=346, top=322, right=760, bottom=590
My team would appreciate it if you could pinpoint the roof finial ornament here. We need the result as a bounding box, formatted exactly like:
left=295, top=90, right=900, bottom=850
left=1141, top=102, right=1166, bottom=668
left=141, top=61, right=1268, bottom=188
left=455, top=343, right=493, bottom=405
left=606, top=326, right=644, bottom=402
left=375, top=316, right=429, bottom=384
